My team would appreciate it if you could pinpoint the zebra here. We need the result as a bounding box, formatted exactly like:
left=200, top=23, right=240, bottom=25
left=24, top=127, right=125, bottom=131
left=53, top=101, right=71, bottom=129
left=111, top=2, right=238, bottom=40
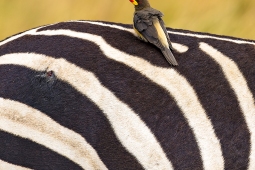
left=0, top=20, right=255, bottom=170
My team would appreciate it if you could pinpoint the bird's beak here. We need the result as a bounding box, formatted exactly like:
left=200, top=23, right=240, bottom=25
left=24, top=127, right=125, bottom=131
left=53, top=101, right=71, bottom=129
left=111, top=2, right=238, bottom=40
left=129, top=0, right=138, bottom=5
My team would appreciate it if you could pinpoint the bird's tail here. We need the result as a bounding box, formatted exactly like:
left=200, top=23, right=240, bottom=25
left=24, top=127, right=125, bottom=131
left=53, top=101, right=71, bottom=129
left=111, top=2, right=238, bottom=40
left=162, top=48, right=178, bottom=66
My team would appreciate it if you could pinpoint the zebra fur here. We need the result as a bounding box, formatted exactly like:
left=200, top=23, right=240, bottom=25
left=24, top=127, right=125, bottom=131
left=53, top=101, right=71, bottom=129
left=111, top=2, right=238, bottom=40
left=0, top=20, right=255, bottom=170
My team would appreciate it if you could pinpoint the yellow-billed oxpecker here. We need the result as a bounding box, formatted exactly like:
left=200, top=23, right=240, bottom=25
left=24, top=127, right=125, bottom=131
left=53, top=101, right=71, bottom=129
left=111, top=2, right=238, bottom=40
left=129, top=0, right=178, bottom=66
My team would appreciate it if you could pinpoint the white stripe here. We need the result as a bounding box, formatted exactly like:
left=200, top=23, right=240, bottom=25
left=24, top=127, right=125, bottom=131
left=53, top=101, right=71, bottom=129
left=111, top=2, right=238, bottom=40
left=72, top=20, right=255, bottom=45
left=0, top=23, right=54, bottom=47
left=0, top=98, right=107, bottom=170
left=0, top=160, right=32, bottom=170
left=72, top=20, right=134, bottom=34
left=0, top=53, right=173, bottom=170
left=167, top=30, right=255, bottom=45
left=28, top=29, right=224, bottom=169
left=200, top=42, right=255, bottom=170
left=0, top=28, right=38, bottom=46
left=172, top=43, right=189, bottom=53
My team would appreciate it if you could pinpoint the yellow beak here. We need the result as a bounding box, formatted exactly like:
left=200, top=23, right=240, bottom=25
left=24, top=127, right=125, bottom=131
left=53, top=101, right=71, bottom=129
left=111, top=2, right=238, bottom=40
left=131, top=0, right=138, bottom=5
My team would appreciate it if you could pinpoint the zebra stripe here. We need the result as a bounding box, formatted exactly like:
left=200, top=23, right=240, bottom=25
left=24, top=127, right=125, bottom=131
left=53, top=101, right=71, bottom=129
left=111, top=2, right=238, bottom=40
left=0, top=20, right=254, bottom=169
left=200, top=42, right=255, bottom=170
left=51, top=28, right=223, bottom=169
left=74, top=20, right=255, bottom=45
left=0, top=159, right=32, bottom=170
left=3, top=28, right=223, bottom=169
left=73, top=20, right=190, bottom=53
left=168, top=30, right=255, bottom=45
left=0, top=53, right=173, bottom=170
left=0, top=97, right=107, bottom=170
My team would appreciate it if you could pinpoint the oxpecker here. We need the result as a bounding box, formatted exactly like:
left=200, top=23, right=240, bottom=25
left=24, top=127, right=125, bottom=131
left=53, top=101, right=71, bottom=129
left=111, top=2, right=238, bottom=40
left=129, top=0, right=178, bottom=66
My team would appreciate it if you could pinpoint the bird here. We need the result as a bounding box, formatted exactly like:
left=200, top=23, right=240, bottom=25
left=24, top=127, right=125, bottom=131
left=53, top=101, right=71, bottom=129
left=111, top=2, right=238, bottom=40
left=129, top=0, right=178, bottom=66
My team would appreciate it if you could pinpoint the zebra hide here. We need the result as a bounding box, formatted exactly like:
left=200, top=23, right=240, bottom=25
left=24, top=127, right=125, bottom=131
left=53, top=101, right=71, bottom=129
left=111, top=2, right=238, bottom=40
left=0, top=21, right=255, bottom=170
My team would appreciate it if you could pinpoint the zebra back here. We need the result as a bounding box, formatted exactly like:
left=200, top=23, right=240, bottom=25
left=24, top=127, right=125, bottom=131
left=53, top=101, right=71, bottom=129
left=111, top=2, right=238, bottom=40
left=0, top=20, right=255, bottom=170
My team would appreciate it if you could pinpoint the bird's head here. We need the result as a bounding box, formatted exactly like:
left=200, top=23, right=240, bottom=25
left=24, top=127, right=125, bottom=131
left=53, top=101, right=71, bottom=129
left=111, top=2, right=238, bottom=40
left=129, top=0, right=151, bottom=10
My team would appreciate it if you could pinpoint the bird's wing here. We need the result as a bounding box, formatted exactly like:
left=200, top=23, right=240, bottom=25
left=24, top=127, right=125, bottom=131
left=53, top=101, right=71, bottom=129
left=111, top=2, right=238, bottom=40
left=158, top=18, right=174, bottom=50
left=134, top=10, right=178, bottom=66
left=133, top=12, right=165, bottom=51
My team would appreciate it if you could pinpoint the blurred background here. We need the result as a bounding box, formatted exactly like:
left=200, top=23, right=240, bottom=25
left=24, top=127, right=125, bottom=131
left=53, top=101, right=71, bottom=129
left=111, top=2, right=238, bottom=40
left=0, top=0, right=254, bottom=41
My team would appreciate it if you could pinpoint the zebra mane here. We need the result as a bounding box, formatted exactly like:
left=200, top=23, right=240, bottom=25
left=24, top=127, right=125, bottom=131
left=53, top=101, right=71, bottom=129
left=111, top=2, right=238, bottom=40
left=0, top=20, right=255, bottom=170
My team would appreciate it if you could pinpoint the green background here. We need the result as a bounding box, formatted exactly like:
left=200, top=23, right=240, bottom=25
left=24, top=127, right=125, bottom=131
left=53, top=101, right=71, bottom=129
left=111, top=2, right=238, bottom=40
left=0, top=0, right=254, bottom=41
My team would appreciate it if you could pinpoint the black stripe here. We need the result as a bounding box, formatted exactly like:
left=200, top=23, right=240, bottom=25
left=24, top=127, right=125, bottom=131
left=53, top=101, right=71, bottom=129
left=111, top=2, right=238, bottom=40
left=0, top=131, right=82, bottom=170
left=171, top=35, right=250, bottom=169
left=206, top=39, right=255, bottom=101
left=36, top=22, right=174, bottom=68
left=0, top=65, right=144, bottom=170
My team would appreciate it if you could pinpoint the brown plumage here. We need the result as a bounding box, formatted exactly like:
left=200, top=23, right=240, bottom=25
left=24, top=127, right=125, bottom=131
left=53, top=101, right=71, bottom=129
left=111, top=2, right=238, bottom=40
left=130, top=0, right=178, bottom=66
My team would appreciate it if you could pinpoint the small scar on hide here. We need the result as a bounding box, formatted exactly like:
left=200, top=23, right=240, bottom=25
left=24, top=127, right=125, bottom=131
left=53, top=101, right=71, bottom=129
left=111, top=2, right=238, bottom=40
left=35, top=70, right=56, bottom=87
